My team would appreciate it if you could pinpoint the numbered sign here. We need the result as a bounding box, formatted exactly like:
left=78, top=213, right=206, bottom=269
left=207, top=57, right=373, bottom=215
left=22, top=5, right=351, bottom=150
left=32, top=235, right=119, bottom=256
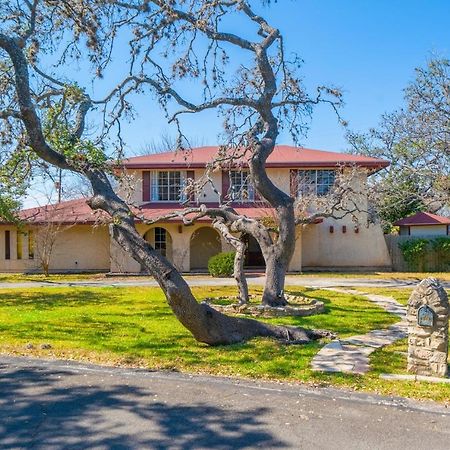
left=417, top=305, right=434, bottom=327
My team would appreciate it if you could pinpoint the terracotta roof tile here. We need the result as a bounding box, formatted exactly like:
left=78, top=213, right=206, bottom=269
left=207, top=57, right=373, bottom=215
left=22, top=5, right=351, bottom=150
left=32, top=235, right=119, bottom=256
left=122, top=145, right=389, bottom=170
left=394, top=211, right=450, bottom=226
left=16, top=198, right=104, bottom=225
left=13, top=199, right=323, bottom=225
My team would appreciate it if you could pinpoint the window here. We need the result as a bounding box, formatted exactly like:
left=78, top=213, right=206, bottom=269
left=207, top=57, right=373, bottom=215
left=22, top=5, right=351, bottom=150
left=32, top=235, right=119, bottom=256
left=144, top=227, right=172, bottom=260
left=297, top=170, right=335, bottom=197
left=229, top=171, right=254, bottom=202
left=4, top=230, right=10, bottom=260
left=16, top=232, right=23, bottom=260
left=28, top=231, right=34, bottom=260
left=154, top=227, right=167, bottom=257
left=151, top=171, right=185, bottom=202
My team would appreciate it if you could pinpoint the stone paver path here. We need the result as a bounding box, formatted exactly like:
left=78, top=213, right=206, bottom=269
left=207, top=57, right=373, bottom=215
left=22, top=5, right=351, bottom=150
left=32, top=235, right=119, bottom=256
left=311, top=289, right=407, bottom=374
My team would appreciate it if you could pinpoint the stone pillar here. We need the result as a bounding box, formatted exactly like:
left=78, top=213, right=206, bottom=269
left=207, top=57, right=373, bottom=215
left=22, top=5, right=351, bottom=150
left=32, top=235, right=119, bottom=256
left=407, top=278, right=449, bottom=377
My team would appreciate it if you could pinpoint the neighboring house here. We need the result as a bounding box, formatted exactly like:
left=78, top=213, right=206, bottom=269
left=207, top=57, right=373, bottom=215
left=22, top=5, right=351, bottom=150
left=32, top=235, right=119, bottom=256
left=0, top=146, right=392, bottom=273
left=395, top=212, right=450, bottom=237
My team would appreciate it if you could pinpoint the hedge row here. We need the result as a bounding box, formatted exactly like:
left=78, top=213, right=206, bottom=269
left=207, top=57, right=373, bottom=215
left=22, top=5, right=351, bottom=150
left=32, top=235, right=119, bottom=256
left=398, top=236, right=450, bottom=272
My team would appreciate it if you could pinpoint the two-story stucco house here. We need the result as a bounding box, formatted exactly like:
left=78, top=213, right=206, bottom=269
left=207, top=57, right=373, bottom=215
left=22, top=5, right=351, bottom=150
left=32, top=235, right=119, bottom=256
left=0, top=146, right=392, bottom=273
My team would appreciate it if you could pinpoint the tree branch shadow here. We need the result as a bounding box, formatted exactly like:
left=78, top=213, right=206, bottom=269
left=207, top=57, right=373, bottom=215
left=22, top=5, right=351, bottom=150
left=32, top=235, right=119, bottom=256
left=0, top=363, right=287, bottom=449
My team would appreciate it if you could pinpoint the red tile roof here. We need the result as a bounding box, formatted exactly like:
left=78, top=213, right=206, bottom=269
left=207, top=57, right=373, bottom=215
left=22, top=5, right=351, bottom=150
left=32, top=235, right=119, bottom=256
left=122, top=145, right=389, bottom=170
left=13, top=199, right=313, bottom=225
left=16, top=198, right=105, bottom=225
left=394, top=212, right=450, bottom=226
left=136, top=202, right=278, bottom=222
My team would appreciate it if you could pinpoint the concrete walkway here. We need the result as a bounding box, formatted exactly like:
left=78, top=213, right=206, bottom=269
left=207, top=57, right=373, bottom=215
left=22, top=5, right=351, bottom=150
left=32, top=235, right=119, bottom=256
left=1, top=274, right=447, bottom=289
left=1, top=355, right=449, bottom=449
left=312, top=289, right=407, bottom=374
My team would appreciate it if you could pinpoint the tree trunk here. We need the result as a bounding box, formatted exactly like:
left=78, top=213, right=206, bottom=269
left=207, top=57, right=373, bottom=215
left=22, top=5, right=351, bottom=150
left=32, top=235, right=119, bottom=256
left=233, top=237, right=249, bottom=305
left=110, top=220, right=327, bottom=345
left=43, top=261, right=49, bottom=277
left=213, top=220, right=249, bottom=304
left=262, top=254, right=289, bottom=306
left=261, top=204, right=296, bottom=307
left=248, top=135, right=297, bottom=307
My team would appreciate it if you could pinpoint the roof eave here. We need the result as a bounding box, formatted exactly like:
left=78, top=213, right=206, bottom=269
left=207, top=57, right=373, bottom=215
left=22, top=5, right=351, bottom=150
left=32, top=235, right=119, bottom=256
left=122, top=160, right=390, bottom=170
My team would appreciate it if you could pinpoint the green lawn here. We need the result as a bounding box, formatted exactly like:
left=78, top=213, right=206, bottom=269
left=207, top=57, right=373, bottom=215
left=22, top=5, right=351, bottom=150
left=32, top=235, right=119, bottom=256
left=0, top=273, right=107, bottom=283
left=0, top=284, right=448, bottom=402
left=353, top=286, right=449, bottom=306
left=299, top=271, right=450, bottom=281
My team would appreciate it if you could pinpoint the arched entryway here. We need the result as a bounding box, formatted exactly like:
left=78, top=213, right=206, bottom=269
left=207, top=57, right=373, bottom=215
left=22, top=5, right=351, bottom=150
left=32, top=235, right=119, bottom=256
left=143, top=227, right=173, bottom=262
left=190, top=227, right=222, bottom=270
left=244, top=234, right=265, bottom=268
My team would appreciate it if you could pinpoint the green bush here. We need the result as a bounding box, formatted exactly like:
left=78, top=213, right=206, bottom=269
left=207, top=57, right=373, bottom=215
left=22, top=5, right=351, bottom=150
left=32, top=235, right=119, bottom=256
left=208, top=252, right=235, bottom=277
left=431, top=236, right=450, bottom=271
left=398, top=238, right=429, bottom=271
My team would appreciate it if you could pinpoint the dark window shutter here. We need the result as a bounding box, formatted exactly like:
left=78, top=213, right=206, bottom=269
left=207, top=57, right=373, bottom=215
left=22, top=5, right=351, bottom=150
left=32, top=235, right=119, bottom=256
left=290, top=169, right=297, bottom=197
left=4, top=230, right=10, bottom=260
left=186, top=170, right=195, bottom=202
left=221, top=170, right=230, bottom=203
left=142, top=171, right=151, bottom=202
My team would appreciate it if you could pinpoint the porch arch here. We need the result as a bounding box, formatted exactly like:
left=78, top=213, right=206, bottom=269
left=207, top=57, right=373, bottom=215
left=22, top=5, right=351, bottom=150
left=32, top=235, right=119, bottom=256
left=190, top=226, right=221, bottom=270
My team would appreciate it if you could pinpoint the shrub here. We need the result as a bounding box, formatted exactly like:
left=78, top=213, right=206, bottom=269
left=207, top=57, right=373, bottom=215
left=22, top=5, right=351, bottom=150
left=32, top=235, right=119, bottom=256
left=208, top=252, right=235, bottom=277
left=431, top=237, right=450, bottom=271
left=398, top=238, right=429, bottom=271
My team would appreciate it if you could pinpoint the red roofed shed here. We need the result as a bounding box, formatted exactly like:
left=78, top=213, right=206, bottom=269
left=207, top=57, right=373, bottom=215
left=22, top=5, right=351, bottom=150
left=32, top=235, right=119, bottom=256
left=394, top=212, right=450, bottom=237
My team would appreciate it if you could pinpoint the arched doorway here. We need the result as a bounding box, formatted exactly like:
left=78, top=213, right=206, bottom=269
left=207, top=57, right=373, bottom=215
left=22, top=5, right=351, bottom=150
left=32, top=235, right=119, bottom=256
left=143, top=227, right=173, bottom=261
left=244, top=234, right=265, bottom=268
left=190, top=227, right=222, bottom=270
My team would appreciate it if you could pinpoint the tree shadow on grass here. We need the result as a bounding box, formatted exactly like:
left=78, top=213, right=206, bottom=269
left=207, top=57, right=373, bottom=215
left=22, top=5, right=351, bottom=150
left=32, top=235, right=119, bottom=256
left=0, top=362, right=287, bottom=449
left=0, top=290, right=116, bottom=309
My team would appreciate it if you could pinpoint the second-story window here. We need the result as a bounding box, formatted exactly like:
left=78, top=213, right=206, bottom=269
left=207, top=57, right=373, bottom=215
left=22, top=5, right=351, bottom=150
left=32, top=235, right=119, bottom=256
left=151, top=171, right=186, bottom=202
left=297, top=169, right=335, bottom=197
left=229, top=170, right=254, bottom=202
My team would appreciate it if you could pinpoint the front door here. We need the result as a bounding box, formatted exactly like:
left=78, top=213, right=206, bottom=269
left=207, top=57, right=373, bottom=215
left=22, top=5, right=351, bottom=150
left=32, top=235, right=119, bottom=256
left=244, top=234, right=265, bottom=268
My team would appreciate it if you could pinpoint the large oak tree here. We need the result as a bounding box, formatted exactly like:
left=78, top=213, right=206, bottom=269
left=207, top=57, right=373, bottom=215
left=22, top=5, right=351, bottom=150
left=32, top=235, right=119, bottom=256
left=0, top=0, right=343, bottom=344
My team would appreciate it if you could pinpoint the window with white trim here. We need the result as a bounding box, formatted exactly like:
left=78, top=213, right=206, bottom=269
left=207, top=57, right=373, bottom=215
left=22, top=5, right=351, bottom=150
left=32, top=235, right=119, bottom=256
left=154, top=227, right=167, bottom=257
left=150, top=170, right=186, bottom=202
left=229, top=170, right=255, bottom=202
left=144, top=227, right=172, bottom=260
left=297, top=170, right=335, bottom=197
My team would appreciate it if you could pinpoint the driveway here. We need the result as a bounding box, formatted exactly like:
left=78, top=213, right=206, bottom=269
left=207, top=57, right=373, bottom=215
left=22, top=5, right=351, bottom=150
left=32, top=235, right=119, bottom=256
left=2, top=274, right=447, bottom=289
left=1, top=356, right=449, bottom=449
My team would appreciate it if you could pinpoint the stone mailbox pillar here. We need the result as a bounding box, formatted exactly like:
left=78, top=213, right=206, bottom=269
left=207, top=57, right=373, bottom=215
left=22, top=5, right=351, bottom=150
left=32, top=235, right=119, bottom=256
left=407, top=278, right=449, bottom=377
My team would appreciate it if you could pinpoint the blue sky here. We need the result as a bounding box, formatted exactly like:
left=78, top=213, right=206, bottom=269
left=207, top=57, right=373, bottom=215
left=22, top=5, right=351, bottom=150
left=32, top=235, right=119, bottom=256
left=24, top=0, right=450, bottom=206
left=112, top=0, right=450, bottom=154
left=278, top=0, right=450, bottom=152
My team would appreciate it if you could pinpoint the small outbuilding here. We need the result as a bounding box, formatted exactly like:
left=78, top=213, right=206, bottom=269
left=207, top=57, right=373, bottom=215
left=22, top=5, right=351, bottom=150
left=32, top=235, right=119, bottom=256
left=395, top=212, right=450, bottom=237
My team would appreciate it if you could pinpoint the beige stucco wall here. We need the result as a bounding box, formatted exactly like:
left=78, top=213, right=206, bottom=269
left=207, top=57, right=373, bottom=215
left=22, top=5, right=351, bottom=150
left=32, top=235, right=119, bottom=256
left=119, top=167, right=294, bottom=206
left=409, top=225, right=448, bottom=237
left=1, top=166, right=389, bottom=274
left=118, top=168, right=223, bottom=205
left=301, top=218, right=391, bottom=269
left=289, top=229, right=302, bottom=272
left=110, top=222, right=228, bottom=273
left=109, top=220, right=310, bottom=273
left=0, top=225, right=110, bottom=273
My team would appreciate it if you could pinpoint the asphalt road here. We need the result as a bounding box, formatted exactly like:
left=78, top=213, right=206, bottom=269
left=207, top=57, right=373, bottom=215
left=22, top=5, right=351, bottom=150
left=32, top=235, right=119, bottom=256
left=1, top=356, right=449, bottom=449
